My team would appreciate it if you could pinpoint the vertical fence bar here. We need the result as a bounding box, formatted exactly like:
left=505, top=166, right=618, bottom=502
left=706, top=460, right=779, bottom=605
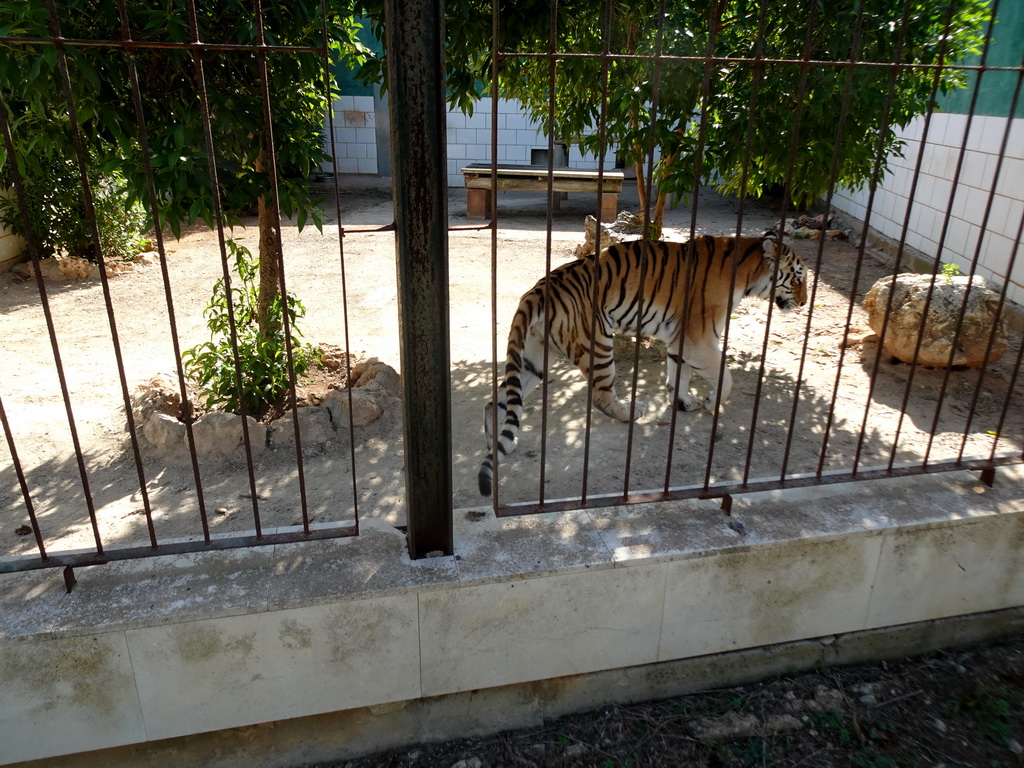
left=383, top=0, right=453, bottom=558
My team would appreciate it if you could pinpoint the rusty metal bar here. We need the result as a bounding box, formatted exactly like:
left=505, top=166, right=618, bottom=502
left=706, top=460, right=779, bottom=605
left=115, top=0, right=209, bottom=538
left=580, top=0, right=616, bottom=504
left=185, top=0, right=259, bottom=540
left=923, top=18, right=1019, bottom=464
left=853, top=0, right=967, bottom=476
left=495, top=454, right=1022, bottom=518
left=0, top=94, right=103, bottom=557
left=253, top=0, right=312, bottom=532
left=536, top=0, right=560, bottom=507
left=321, top=10, right=362, bottom=530
left=383, top=0, right=454, bottom=558
left=45, top=0, right=158, bottom=547
left=814, top=0, right=914, bottom=477
left=0, top=522, right=358, bottom=575
left=487, top=0, right=502, bottom=513
left=0, top=393, right=46, bottom=559
left=620, top=0, right=667, bottom=500
left=737, top=0, right=820, bottom=487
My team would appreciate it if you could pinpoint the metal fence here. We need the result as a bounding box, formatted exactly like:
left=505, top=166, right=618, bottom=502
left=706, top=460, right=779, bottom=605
left=1, top=0, right=1022, bottom=587
left=477, top=0, right=1024, bottom=516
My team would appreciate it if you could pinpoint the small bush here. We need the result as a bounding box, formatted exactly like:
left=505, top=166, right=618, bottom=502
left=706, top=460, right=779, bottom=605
left=0, top=157, right=149, bottom=263
left=182, top=239, right=318, bottom=419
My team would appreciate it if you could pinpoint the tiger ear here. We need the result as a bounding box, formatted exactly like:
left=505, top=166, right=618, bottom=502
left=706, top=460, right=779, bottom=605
left=762, top=229, right=780, bottom=255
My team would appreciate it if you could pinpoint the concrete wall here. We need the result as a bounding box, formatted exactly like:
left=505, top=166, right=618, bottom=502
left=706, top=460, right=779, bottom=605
left=2, top=465, right=1023, bottom=766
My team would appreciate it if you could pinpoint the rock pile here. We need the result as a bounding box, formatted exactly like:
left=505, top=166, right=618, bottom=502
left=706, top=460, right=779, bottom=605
left=130, top=356, right=401, bottom=458
left=573, top=211, right=645, bottom=258
left=774, top=213, right=848, bottom=241
left=11, top=252, right=158, bottom=281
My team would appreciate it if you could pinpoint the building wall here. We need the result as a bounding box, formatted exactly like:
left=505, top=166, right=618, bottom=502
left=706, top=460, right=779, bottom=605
left=831, top=114, right=1024, bottom=307
left=832, top=3, right=1024, bottom=306
left=324, top=96, right=619, bottom=189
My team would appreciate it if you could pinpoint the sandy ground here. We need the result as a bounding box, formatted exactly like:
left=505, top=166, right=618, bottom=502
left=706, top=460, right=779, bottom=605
left=1, top=178, right=1022, bottom=557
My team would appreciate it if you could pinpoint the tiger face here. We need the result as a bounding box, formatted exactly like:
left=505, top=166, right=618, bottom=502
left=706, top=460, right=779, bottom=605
left=766, top=238, right=807, bottom=312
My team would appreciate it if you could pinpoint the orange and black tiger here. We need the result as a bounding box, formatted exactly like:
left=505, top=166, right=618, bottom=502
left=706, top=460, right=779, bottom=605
left=478, top=231, right=808, bottom=496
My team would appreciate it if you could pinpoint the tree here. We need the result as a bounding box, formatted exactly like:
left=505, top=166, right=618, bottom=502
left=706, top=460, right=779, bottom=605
left=358, top=0, right=989, bottom=232
left=0, top=0, right=366, bottom=335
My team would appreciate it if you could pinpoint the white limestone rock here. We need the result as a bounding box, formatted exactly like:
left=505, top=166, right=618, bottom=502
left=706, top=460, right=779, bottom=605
left=190, top=411, right=266, bottom=457
left=325, top=389, right=384, bottom=428
left=863, top=273, right=1009, bottom=367
left=268, top=406, right=333, bottom=449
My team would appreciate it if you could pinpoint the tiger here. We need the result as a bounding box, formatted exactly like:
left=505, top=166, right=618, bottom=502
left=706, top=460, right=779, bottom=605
left=477, top=231, right=808, bottom=496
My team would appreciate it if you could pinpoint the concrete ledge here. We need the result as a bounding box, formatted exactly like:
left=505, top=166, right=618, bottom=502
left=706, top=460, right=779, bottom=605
left=2, top=465, right=1023, bottom=765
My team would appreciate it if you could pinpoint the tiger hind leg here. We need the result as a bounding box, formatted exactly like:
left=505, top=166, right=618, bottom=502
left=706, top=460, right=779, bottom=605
left=570, top=335, right=644, bottom=422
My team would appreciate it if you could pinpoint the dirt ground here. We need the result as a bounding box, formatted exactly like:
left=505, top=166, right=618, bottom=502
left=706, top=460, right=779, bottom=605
left=323, top=633, right=1024, bottom=768
left=1, top=178, right=1022, bottom=555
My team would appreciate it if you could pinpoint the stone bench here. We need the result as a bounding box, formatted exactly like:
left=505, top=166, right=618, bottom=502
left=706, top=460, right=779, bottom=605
left=461, top=164, right=624, bottom=222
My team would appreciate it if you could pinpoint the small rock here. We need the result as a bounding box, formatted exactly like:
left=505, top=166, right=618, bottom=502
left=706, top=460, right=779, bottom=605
left=933, top=718, right=948, bottom=734
left=325, top=388, right=384, bottom=428
left=765, top=714, right=803, bottom=733
left=691, top=712, right=760, bottom=742
left=810, top=686, right=848, bottom=712
left=268, top=406, right=333, bottom=449
left=131, top=373, right=189, bottom=426
left=1009, top=739, right=1023, bottom=755
left=143, top=413, right=186, bottom=450
left=352, top=358, right=402, bottom=396
left=214, top=507, right=228, bottom=515
left=573, top=211, right=644, bottom=258
left=14, top=524, right=32, bottom=536
left=450, top=758, right=482, bottom=768
left=850, top=682, right=881, bottom=705
left=190, top=411, right=266, bottom=457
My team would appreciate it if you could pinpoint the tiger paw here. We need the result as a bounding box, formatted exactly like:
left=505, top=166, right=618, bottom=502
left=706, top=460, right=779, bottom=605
left=701, top=395, right=721, bottom=413
left=677, top=394, right=702, bottom=412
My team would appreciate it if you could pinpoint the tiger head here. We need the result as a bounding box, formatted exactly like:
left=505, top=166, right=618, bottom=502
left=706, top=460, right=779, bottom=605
left=762, top=231, right=807, bottom=312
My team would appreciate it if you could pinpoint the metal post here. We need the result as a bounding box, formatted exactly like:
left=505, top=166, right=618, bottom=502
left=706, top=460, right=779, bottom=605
left=383, top=0, right=454, bottom=557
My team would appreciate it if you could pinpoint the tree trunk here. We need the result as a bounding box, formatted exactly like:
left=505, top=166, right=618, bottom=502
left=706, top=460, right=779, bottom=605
left=255, top=151, right=282, bottom=338
left=652, top=192, right=666, bottom=239
left=633, top=158, right=648, bottom=214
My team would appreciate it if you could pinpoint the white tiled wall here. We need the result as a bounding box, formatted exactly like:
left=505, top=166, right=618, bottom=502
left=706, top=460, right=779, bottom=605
left=833, top=113, right=1024, bottom=307
left=325, top=96, right=620, bottom=188
left=323, top=95, right=380, bottom=176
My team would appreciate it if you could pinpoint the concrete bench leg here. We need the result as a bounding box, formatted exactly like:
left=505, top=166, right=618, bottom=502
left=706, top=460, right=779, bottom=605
left=600, top=193, right=618, bottom=222
left=466, top=188, right=491, bottom=218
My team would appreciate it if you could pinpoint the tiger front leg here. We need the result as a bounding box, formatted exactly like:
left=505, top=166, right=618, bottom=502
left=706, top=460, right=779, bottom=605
left=666, top=352, right=702, bottom=411
left=667, top=349, right=731, bottom=412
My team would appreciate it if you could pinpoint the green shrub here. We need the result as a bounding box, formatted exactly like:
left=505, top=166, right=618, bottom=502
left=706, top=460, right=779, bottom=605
left=183, top=239, right=317, bottom=419
left=0, top=157, right=149, bottom=262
